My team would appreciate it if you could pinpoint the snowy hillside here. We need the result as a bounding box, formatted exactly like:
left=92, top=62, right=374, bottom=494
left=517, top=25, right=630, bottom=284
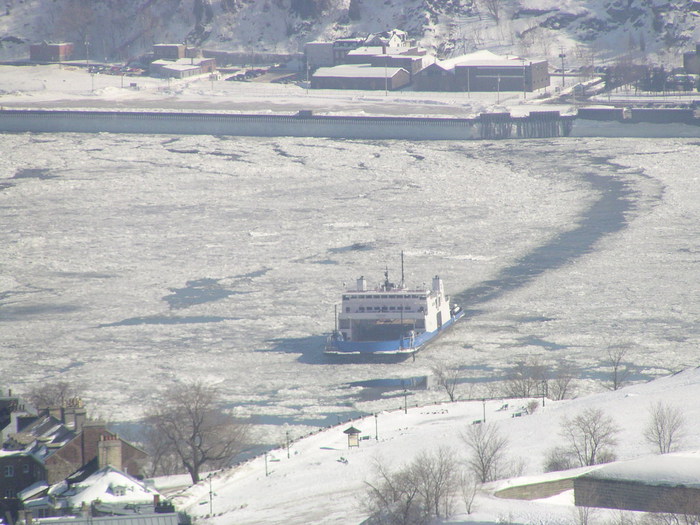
left=0, top=0, right=698, bottom=66
left=170, top=367, right=700, bottom=525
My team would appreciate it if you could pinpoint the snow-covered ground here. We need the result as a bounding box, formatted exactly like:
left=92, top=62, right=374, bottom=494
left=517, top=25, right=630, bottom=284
left=0, top=63, right=569, bottom=116
left=171, top=368, right=700, bottom=524
left=1, top=64, right=699, bottom=523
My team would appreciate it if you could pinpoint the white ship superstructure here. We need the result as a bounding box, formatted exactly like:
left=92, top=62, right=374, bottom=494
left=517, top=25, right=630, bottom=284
left=325, top=261, right=464, bottom=357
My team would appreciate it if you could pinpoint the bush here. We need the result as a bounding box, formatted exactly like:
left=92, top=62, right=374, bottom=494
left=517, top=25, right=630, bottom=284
left=543, top=446, right=576, bottom=472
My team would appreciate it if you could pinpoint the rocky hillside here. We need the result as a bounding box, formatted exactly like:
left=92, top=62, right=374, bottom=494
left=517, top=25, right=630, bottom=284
left=1, top=0, right=698, bottom=66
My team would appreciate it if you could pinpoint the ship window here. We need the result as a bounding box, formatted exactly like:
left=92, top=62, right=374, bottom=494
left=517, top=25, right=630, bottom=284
left=381, top=306, right=388, bottom=311
left=389, top=306, right=395, bottom=311
left=359, top=307, right=365, bottom=312
left=405, top=307, right=412, bottom=311
left=374, top=307, right=380, bottom=311
left=373, top=295, right=380, bottom=299
left=346, top=307, right=350, bottom=313
left=397, top=306, right=403, bottom=311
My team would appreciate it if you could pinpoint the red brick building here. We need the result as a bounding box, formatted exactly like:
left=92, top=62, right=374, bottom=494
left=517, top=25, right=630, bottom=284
left=30, top=43, right=74, bottom=62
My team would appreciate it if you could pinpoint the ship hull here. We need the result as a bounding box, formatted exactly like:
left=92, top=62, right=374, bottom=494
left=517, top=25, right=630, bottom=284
left=324, top=309, right=464, bottom=358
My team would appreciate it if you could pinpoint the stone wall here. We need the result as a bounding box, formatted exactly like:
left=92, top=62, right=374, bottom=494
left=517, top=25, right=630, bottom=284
left=495, top=477, right=576, bottom=500
left=574, top=477, right=700, bottom=515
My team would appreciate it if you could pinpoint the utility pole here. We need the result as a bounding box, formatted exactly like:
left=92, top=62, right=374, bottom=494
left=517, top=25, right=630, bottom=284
left=208, top=475, right=213, bottom=515
left=558, top=51, right=566, bottom=90
left=384, top=55, right=388, bottom=96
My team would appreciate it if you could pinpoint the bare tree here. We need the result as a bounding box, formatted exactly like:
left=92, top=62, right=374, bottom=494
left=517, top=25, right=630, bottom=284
left=146, top=381, right=250, bottom=483
left=363, top=459, right=423, bottom=525
left=411, top=448, right=458, bottom=520
left=27, top=381, right=83, bottom=408
left=560, top=408, right=619, bottom=467
left=549, top=359, right=577, bottom=401
left=459, top=468, right=478, bottom=515
left=606, top=345, right=632, bottom=391
left=643, top=401, right=686, bottom=454
left=142, top=422, right=182, bottom=477
left=431, top=363, right=460, bottom=402
left=502, top=357, right=546, bottom=398
left=363, top=448, right=458, bottom=525
left=479, top=0, right=502, bottom=23
left=462, top=422, right=509, bottom=483
left=573, top=504, right=598, bottom=525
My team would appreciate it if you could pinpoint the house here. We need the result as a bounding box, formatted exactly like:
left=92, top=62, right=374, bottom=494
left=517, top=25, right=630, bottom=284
left=29, top=42, right=74, bottom=62
left=364, top=29, right=413, bottom=49
left=0, top=400, right=148, bottom=524
left=21, top=465, right=162, bottom=519
left=310, top=64, right=410, bottom=91
left=574, top=453, right=700, bottom=515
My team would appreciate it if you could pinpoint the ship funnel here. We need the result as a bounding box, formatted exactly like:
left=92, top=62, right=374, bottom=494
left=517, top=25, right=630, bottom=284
left=357, top=276, right=367, bottom=291
left=432, top=275, right=444, bottom=294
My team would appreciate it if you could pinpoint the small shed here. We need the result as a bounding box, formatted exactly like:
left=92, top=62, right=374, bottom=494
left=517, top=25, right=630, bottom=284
left=343, top=426, right=361, bottom=448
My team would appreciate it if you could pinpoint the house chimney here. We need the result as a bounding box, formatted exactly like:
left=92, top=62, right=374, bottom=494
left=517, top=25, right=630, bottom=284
left=98, top=435, right=123, bottom=471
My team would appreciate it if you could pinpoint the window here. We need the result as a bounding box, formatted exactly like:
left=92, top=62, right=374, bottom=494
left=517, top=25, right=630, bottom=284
left=4, top=489, right=15, bottom=498
left=358, top=307, right=365, bottom=312
left=22, top=464, right=30, bottom=474
left=4, top=466, right=14, bottom=478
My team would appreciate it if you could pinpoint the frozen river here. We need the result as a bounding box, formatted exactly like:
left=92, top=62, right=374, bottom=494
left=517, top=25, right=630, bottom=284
left=1, top=132, right=698, bottom=441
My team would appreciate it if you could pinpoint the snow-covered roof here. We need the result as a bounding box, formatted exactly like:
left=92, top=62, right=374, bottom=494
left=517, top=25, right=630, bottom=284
left=347, top=46, right=404, bottom=57
left=30, top=466, right=162, bottom=509
left=65, top=466, right=160, bottom=507
left=313, top=64, right=406, bottom=79
left=435, top=50, right=528, bottom=70
left=582, top=452, right=700, bottom=488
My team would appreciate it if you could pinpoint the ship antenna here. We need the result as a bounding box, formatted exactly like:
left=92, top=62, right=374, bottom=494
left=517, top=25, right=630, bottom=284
left=401, top=250, right=405, bottom=288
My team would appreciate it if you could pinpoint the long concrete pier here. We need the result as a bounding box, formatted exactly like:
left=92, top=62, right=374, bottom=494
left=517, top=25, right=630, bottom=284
left=1, top=107, right=698, bottom=139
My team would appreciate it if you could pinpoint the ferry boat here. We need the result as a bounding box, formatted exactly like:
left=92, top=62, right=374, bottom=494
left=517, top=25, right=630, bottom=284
left=325, top=262, right=464, bottom=358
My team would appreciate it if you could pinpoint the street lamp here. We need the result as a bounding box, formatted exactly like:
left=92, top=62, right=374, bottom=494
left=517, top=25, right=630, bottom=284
left=374, top=413, right=378, bottom=441
left=84, top=39, right=90, bottom=67
left=404, top=389, right=408, bottom=414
